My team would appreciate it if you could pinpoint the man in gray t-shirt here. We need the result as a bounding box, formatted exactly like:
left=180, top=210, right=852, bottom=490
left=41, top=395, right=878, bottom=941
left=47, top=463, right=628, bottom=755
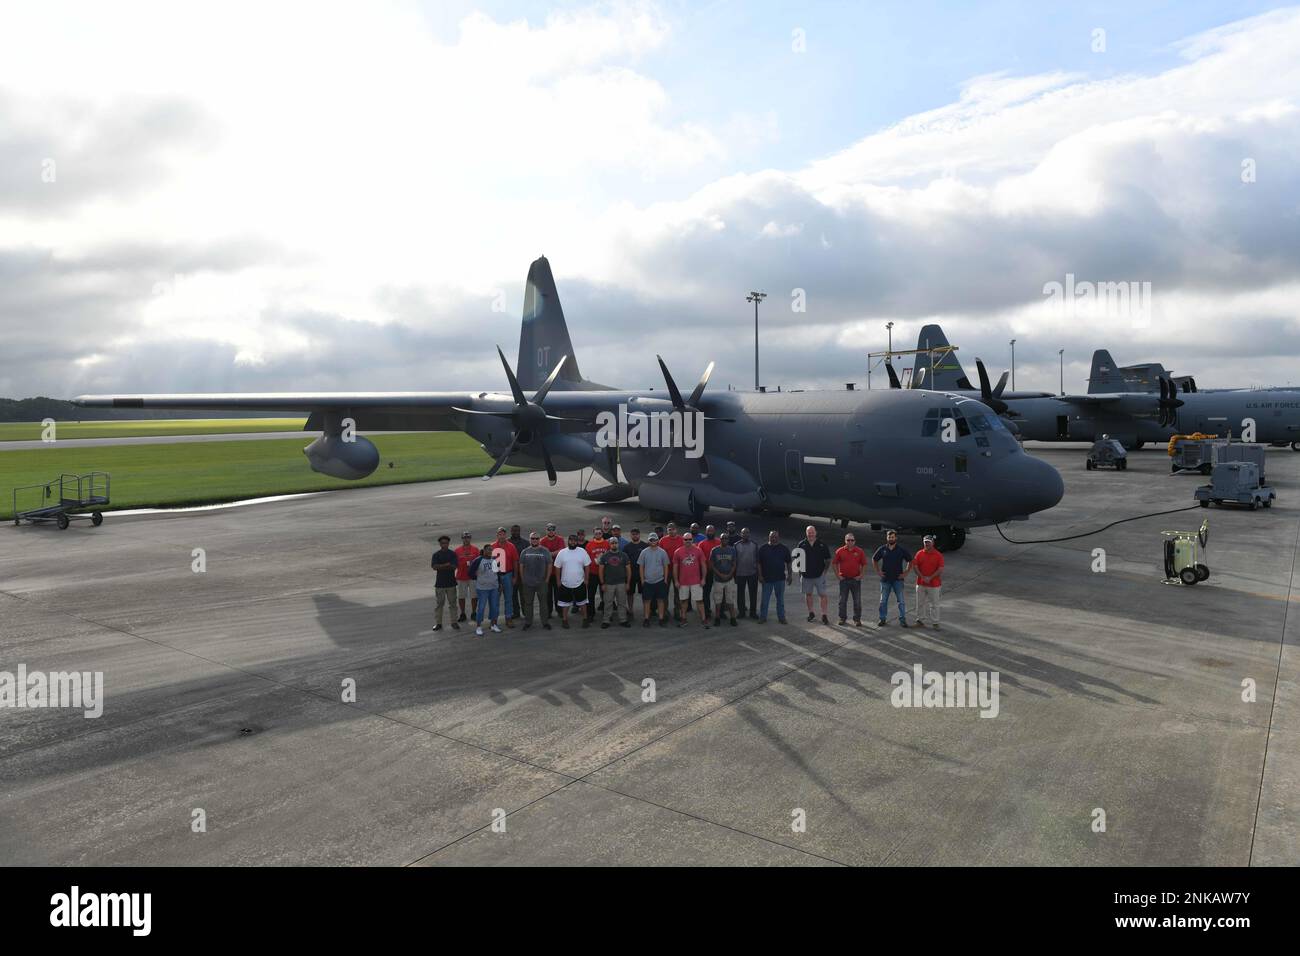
left=636, top=535, right=672, bottom=626
left=516, top=533, right=554, bottom=630
left=732, top=527, right=760, bottom=619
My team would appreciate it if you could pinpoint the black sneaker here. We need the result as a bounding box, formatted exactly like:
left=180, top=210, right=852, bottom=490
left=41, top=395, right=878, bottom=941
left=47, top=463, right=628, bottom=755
left=561, top=620, right=570, bottom=629
left=457, top=612, right=467, bottom=623
left=543, top=623, right=552, bottom=630
left=778, top=618, right=788, bottom=624
left=431, top=623, right=441, bottom=631
left=621, top=620, right=632, bottom=628
left=854, top=619, right=862, bottom=627
left=878, top=619, right=888, bottom=627
left=522, top=622, right=531, bottom=630
left=900, top=621, right=910, bottom=628
left=703, top=621, right=711, bottom=629
left=601, top=622, right=610, bottom=629
left=729, top=617, right=737, bottom=627
left=821, top=615, right=830, bottom=625
left=807, top=612, right=815, bottom=622
left=642, top=619, right=651, bottom=628
left=838, top=619, right=846, bottom=626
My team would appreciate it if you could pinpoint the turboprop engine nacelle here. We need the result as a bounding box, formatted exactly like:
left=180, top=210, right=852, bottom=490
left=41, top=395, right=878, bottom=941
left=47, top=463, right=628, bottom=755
left=304, top=434, right=380, bottom=480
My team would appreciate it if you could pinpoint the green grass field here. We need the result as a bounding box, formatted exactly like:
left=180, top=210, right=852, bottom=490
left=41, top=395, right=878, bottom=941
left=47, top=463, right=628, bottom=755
left=2, top=432, right=525, bottom=520
left=0, top=418, right=307, bottom=441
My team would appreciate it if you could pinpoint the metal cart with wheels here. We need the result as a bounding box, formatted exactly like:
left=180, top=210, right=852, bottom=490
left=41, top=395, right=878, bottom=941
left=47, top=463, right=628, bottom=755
left=12, top=473, right=111, bottom=529
left=1162, top=518, right=1210, bottom=586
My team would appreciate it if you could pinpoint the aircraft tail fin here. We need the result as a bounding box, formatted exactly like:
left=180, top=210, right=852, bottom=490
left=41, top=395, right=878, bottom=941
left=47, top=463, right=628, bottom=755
left=913, top=324, right=973, bottom=390
left=1087, top=350, right=1128, bottom=393
left=516, top=256, right=587, bottom=391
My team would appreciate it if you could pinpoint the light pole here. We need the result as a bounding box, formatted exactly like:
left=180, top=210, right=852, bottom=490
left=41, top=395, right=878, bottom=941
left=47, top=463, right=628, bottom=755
left=747, top=291, right=766, bottom=391
left=1010, top=338, right=1017, bottom=391
left=885, top=321, right=894, bottom=359
left=1058, top=349, right=1064, bottom=395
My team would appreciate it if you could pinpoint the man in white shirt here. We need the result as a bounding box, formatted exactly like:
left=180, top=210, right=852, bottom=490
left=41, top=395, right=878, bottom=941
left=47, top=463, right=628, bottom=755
left=552, top=532, right=593, bottom=629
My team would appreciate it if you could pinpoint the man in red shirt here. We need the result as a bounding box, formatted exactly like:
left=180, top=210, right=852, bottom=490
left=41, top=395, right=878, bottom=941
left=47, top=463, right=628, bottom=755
left=453, top=531, right=479, bottom=623
left=493, top=527, right=520, bottom=629
left=832, top=532, right=868, bottom=626
left=672, top=536, right=709, bottom=627
left=659, top=522, right=685, bottom=618
left=584, top=528, right=611, bottom=621
left=912, top=534, right=945, bottom=628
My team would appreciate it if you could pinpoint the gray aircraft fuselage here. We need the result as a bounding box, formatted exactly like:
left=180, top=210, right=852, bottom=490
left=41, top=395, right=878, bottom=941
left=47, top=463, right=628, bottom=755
left=465, top=387, right=1062, bottom=530
left=1001, top=391, right=1300, bottom=446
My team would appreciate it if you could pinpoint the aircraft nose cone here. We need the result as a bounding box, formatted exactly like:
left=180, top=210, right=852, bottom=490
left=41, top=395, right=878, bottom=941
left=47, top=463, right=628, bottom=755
left=993, top=454, right=1064, bottom=518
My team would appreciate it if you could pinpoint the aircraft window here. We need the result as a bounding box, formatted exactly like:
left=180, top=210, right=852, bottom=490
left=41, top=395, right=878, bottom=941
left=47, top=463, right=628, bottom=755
left=969, top=414, right=991, bottom=432
left=955, top=453, right=968, bottom=474
left=926, top=408, right=940, bottom=417
left=956, top=418, right=970, bottom=437
left=921, top=418, right=938, bottom=437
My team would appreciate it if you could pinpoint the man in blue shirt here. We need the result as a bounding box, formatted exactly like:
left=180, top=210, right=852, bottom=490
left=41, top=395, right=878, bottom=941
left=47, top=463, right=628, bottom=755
left=872, top=530, right=913, bottom=627
left=757, top=530, right=793, bottom=624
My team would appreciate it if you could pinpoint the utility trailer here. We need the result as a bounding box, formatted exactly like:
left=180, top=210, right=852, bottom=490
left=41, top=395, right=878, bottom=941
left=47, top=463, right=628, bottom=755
left=12, top=473, right=110, bottom=529
left=1194, top=462, right=1275, bottom=510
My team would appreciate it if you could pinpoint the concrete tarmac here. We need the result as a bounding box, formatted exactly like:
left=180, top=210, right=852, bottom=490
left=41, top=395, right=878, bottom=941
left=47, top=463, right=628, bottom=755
left=0, top=443, right=1295, bottom=865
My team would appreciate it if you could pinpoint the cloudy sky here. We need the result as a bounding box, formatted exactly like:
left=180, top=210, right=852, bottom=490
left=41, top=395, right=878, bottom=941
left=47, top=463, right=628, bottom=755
left=2, top=0, right=1298, bottom=399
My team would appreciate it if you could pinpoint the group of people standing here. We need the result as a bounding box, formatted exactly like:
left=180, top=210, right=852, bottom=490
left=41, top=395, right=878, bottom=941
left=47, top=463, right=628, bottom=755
left=430, top=516, right=946, bottom=637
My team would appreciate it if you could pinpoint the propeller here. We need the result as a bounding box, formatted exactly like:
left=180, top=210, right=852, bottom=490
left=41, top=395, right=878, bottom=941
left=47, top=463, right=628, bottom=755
left=884, top=360, right=902, bottom=389
left=909, top=366, right=927, bottom=389
left=645, top=355, right=733, bottom=479
left=974, top=358, right=1011, bottom=415
left=1157, top=376, right=1184, bottom=426
left=452, top=347, right=577, bottom=485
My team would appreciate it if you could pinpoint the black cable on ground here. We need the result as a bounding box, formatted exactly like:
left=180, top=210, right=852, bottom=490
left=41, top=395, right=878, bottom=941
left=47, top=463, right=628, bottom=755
left=994, top=505, right=1203, bottom=544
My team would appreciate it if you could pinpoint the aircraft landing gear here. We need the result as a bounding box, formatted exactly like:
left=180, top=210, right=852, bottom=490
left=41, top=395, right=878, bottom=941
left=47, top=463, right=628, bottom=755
left=934, top=527, right=966, bottom=551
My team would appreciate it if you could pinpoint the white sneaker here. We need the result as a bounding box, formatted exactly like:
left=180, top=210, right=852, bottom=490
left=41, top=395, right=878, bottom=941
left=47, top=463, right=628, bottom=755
left=490, top=624, right=502, bottom=633
left=475, top=626, right=484, bottom=637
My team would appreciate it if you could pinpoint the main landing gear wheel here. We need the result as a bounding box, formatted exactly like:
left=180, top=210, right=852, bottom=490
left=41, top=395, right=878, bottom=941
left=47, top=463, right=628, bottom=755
left=936, top=527, right=966, bottom=551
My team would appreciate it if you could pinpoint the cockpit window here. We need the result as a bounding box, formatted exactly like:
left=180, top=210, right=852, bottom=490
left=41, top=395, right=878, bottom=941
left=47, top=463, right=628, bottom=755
left=922, top=406, right=970, bottom=437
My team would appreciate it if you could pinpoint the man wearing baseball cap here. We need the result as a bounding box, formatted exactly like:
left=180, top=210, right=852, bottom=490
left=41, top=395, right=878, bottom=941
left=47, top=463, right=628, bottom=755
left=912, top=535, right=945, bottom=628
left=539, top=522, right=565, bottom=614
left=636, top=532, right=671, bottom=627
left=453, top=531, right=479, bottom=623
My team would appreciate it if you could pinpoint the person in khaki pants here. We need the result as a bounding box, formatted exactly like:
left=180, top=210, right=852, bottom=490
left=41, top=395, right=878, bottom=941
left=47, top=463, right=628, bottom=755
left=597, top=546, right=631, bottom=628
left=431, top=535, right=460, bottom=631
left=912, top=534, right=945, bottom=628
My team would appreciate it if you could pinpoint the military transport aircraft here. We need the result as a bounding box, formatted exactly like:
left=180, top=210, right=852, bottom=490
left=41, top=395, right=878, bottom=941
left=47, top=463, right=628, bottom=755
left=911, top=325, right=1300, bottom=451
left=75, top=258, right=1064, bottom=551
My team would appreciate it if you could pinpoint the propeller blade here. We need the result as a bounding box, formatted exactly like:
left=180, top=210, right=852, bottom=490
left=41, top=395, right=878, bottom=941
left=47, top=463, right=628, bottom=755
left=993, top=370, right=1009, bottom=398
left=975, top=358, right=993, bottom=397
left=910, top=367, right=927, bottom=389
left=687, top=361, right=715, bottom=408
left=656, top=355, right=686, bottom=409
left=483, top=436, right=519, bottom=480
left=539, top=441, right=557, bottom=486
left=531, top=355, right=568, bottom=404
left=544, top=414, right=598, bottom=424
left=885, top=361, right=901, bottom=389
left=497, top=346, right=528, bottom=407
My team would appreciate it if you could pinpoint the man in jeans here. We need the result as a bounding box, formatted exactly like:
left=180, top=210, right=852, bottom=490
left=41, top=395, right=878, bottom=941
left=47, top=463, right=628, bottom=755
left=757, top=530, right=792, bottom=624
left=492, top=526, right=519, bottom=629
left=516, top=532, right=554, bottom=631
left=832, top=532, right=868, bottom=626
left=732, top=527, right=760, bottom=619
left=872, top=530, right=913, bottom=628
left=912, top=534, right=945, bottom=628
